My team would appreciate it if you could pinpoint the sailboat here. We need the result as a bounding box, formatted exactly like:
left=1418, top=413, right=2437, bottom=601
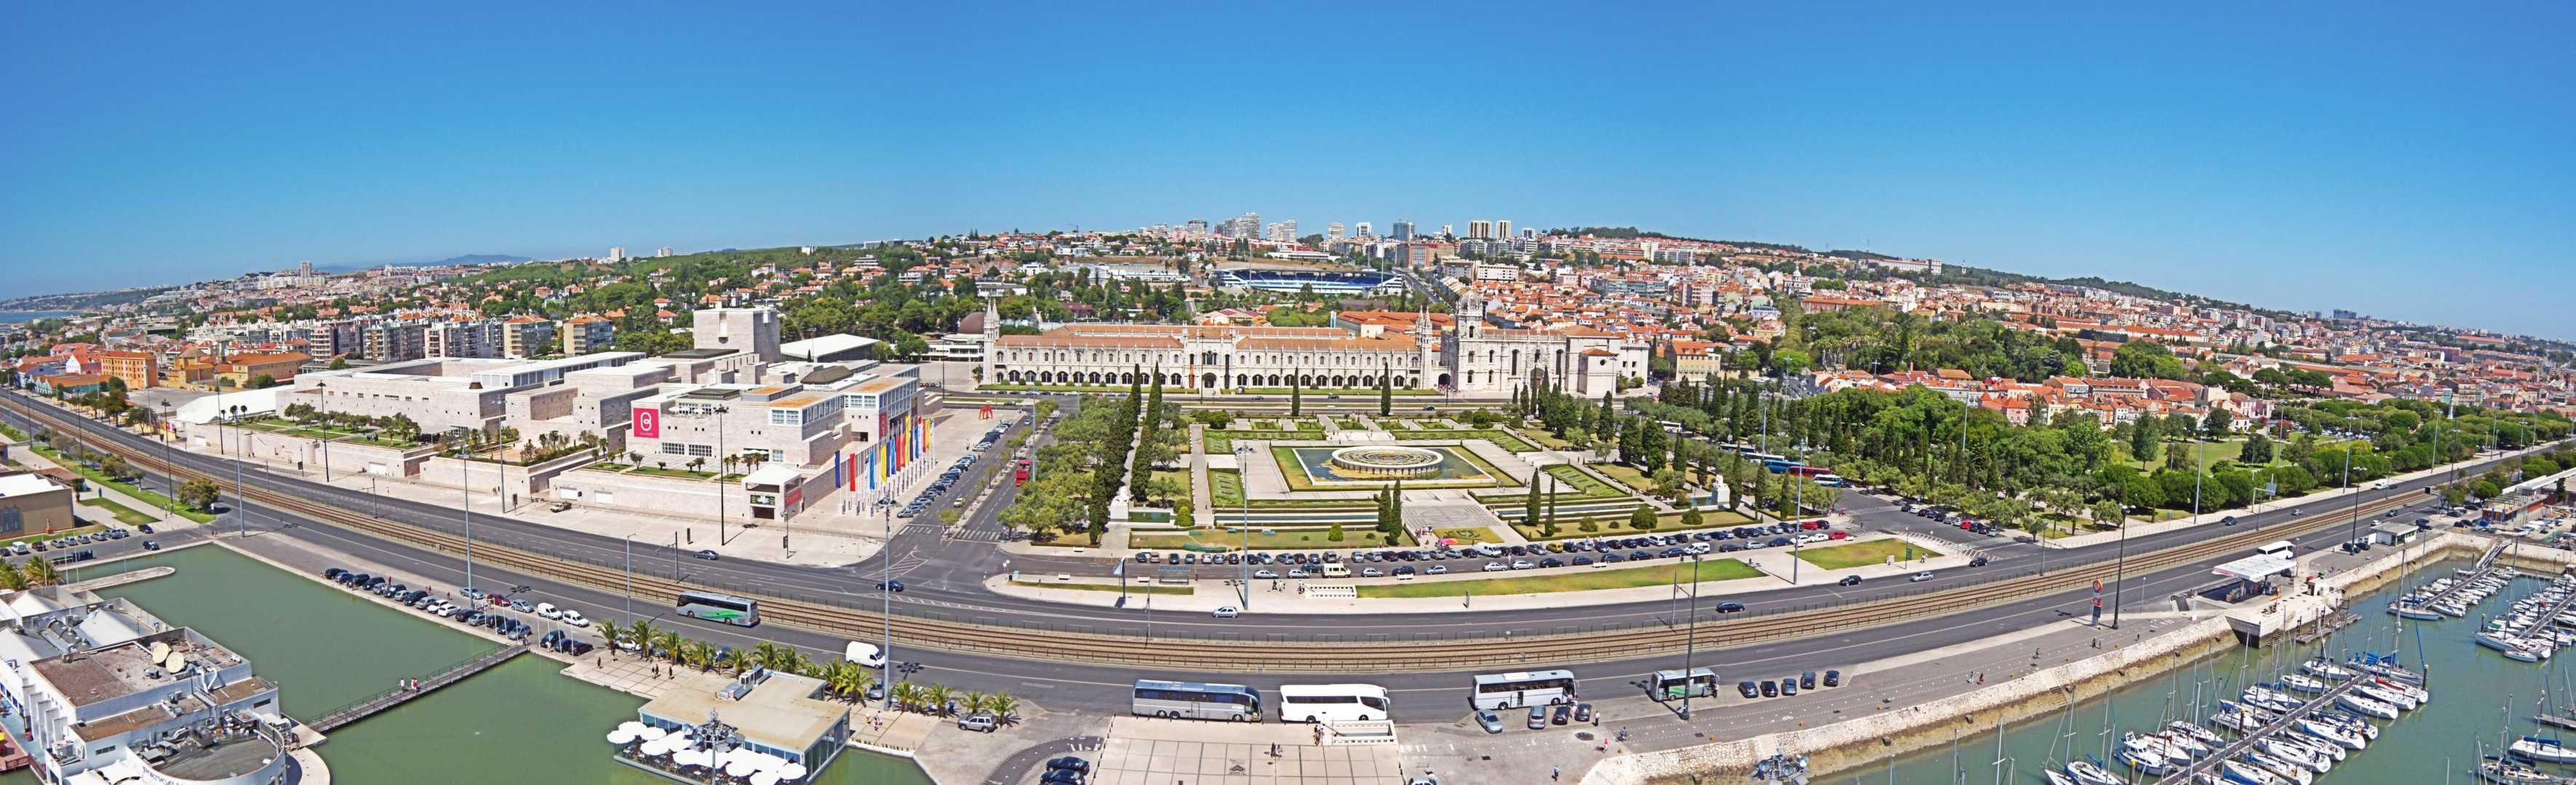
left=2508, top=736, right=2576, bottom=764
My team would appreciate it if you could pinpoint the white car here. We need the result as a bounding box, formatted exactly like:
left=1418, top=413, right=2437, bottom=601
left=536, top=603, right=563, bottom=620
left=561, top=610, right=590, bottom=628
left=1427, top=565, right=1449, bottom=575
left=1212, top=606, right=1239, bottom=618
left=1510, top=559, right=1534, bottom=570
left=1482, top=562, right=1508, bottom=572
left=1909, top=571, right=1935, bottom=582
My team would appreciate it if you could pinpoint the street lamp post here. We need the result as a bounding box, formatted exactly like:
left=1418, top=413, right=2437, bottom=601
left=1233, top=444, right=1252, bottom=608
left=451, top=429, right=477, bottom=592
left=1679, top=551, right=1702, bottom=720
left=876, top=493, right=896, bottom=688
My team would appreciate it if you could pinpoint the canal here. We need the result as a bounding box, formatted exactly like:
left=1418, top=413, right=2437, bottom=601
left=1867, top=558, right=2576, bottom=784
left=17, top=545, right=933, bottom=784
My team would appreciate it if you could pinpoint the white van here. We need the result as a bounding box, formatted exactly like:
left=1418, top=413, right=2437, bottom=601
left=844, top=641, right=886, bottom=667
left=1319, top=564, right=1351, bottom=578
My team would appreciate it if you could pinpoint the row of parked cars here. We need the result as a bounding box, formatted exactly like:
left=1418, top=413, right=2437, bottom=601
left=9, top=524, right=149, bottom=557
left=320, top=567, right=590, bottom=647
left=898, top=455, right=984, bottom=519
left=1737, top=669, right=1842, bottom=698
left=1141, top=522, right=1850, bottom=573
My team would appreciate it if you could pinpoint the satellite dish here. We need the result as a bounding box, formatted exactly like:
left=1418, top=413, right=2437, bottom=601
left=149, top=642, right=172, bottom=666
left=166, top=652, right=186, bottom=672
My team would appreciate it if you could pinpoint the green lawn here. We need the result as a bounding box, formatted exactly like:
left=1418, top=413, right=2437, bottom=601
left=1356, top=559, right=1761, bottom=598
left=1009, top=578, right=1192, bottom=595
left=2119, top=437, right=2356, bottom=471
left=1209, top=469, right=1244, bottom=506
left=1793, top=538, right=1941, bottom=570
left=1393, top=429, right=1540, bottom=452
left=1433, top=527, right=1499, bottom=543
left=79, top=498, right=155, bottom=525
left=1519, top=428, right=1574, bottom=449
left=1147, top=469, right=1193, bottom=525
left=1589, top=462, right=1661, bottom=493
left=1266, top=445, right=1502, bottom=491
left=593, top=462, right=721, bottom=480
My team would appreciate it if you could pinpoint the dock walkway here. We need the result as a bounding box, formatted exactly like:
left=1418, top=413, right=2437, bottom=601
left=2155, top=676, right=2362, bottom=784
left=306, top=642, right=528, bottom=733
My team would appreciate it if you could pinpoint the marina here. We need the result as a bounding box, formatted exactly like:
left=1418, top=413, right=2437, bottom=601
left=1874, top=555, right=2576, bottom=785
left=8, top=546, right=932, bottom=785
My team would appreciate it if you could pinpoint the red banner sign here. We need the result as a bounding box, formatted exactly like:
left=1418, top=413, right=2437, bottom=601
left=632, top=407, right=661, bottom=439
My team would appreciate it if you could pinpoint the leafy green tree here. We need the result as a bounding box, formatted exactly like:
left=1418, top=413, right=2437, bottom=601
left=1629, top=504, right=1658, bottom=530
left=1378, top=369, right=1393, bottom=416
left=2109, top=340, right=2187, bottom=380
left=178, top=479, right=221, bottom=511
left=1679, top=506, right=1703, bottom=529
left=1327, top=521, right=1345, bottom=541
left=2128, top=418, right=2159, bottom=463
left=2203, top=409, right=2233, bottom=437
left=1290, top=375, right=1303, bottom=416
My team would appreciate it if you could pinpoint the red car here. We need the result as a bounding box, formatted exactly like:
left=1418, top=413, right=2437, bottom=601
left=488, top=594, right=512, bottom=606
left=1799, top=520, right=1825, bottom=530
left=1827, top=530, right=1850, bottom=541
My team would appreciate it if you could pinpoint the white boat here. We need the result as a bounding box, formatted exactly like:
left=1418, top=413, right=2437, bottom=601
left=2169, top=720, right=2226, bottom=748
left=2125, top=731, right=2190, bottom=767
left=2298, top=717, right=2367, bottom=750
left=2220, top=759, right=2281, bottom=785
left=2045, top=769, right=2078, bottom=785
left=2273, top=732, right=2345, bottom=765
left=2355, top=683, right=2419, bottom=711
left=2373, top=677, right=2430, bottom=704
left=2315, top=710, right=2380, bottom=740
left=2511, top=736, right=2576, bottom=764
left=2241, top=751, right=2314, bottom=785
left=2280, top=674, right=2328, bottom=693
left=2067, top=759, right=2123, bottom=785
left=2299, top=658, right=2352, bottom=679
left=2336, top=692, right=2401, bottom=720
left=2163, top=730, right=2212, bottom=759
left=2479, top=756, right=2558, bottom=784
left=2259, top=738, right=2332, bottom=774
left=2118, top=747, right=2174, bottom=776
left=2211, top=709, right=2264, bottom=733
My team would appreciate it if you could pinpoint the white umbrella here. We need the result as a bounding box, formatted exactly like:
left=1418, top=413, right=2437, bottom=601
left=752, top=751, right=788, bottom=770
left=637, top=738, right=669, bottom=757
left=617, top=720, right=648, bottom=734
left=605, top=730, right=637, bottom=745
left=674, top=749, right=714, bottom=768
left=774, top=762, right=807, bottom=781
left=750, top=773, right=780, bottom=785
left=636, top=726, right=668, bottom=741
left=726, top=758, right=760, bottom=778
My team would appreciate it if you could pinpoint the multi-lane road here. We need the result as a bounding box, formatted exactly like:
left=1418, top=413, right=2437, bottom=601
left=0, top=389, right=2529, bottom=722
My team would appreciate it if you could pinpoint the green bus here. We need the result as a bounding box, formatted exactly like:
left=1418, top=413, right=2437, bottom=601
left=676, top=590, right=760, bottom=626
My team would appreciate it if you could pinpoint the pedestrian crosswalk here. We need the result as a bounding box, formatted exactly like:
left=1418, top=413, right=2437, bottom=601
left=943, top=527, right=1007, bottom=542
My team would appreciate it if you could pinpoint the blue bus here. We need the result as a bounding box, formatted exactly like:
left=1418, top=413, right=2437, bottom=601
left=1132, top=679, right=1263, bottom=722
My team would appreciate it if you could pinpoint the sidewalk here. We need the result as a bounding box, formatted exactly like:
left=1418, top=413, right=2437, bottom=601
left=1, top=428, right=199, bottom=533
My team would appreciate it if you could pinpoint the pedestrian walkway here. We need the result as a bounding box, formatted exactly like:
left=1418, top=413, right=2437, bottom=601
left=1088, top=717, right=1412, bottom=785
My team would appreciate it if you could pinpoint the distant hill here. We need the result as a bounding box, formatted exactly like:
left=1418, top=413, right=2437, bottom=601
left=317, top=253, right=529, bottom=274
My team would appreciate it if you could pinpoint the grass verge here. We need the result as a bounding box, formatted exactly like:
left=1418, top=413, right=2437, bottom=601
left=1009, top=579, right=1192, bottom=595
left=79, top=498, right=156, bottom=525
left=1792, top=538, right=1940, bottom=570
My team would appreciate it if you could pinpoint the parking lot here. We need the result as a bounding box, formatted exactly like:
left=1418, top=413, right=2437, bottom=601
left=315, top=565, right=602, bottom=655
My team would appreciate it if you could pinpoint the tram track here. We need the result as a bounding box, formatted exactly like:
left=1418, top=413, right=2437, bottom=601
left=0, top=395, right=2451, bottom=673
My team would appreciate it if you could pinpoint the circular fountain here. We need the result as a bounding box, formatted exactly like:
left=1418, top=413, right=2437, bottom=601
left=1325, top=445, right=1446, bottom=479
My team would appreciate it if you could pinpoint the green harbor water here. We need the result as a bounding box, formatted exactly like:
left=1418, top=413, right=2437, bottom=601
left=25, top=545, right=934, bottom=785
left=1867, top=557, right=2576, bottom=784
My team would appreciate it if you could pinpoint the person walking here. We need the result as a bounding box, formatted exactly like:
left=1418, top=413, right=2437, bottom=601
left=1552, top=765, right=1562, bottom=780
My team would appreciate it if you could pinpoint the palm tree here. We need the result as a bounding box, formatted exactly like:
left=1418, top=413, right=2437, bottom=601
left=827, top=661, right=868, bottom=701
left=20, top=559, right=60, bottom=588
left=749, top=642, right=786, bottom=671
left=962, top=690, right=990, bottom=718
left=889, top=681, right=923, bottom=713
left=921, top=683, right=957, bottom=717
left=0, top=563, right=28, bottom=591
left=710, top=647, right=740, bottom=674
left=621, top=619, right=656, bottom=654
left=677, top=640, right=711, bottom=671
left=986, top=692, right=1020, bottom=724
left=651, top=631, right=684, bottom=663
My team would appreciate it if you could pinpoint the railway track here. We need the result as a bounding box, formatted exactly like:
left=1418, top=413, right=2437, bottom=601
left=4, top=397, right=2433, bottom=673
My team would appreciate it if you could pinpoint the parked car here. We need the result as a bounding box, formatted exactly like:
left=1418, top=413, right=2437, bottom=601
left=1550, top=704, right=1570, bottom=725
left=1800, top=672, right=1816, bottom=690
left=1779, top=678, right=1798, bottom=696
left=1760, top=680, right=1778, bottom=697
left=1527, top=706, right=1548, bottom=730
left=1738, top=681, right=1762, bottom=698
left=957, top=714, right=999, bottom=733
left=1823, top=669, right=1842, bottom=688
left=1476, top=709, right=1506, bottom=733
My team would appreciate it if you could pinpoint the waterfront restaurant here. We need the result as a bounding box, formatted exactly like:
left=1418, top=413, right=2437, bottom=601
left=624, top=668, right=848, bottom=781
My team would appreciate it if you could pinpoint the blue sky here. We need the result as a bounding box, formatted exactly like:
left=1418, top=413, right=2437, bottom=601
left=4, top=3, right=2570, bottom=337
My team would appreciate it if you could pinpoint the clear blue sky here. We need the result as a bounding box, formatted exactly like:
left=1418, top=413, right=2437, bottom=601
left=4, top=3, right=2570, bottom=337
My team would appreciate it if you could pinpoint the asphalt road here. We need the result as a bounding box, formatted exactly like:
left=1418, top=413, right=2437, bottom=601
left=0, top=391, right=2540, bottom=724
